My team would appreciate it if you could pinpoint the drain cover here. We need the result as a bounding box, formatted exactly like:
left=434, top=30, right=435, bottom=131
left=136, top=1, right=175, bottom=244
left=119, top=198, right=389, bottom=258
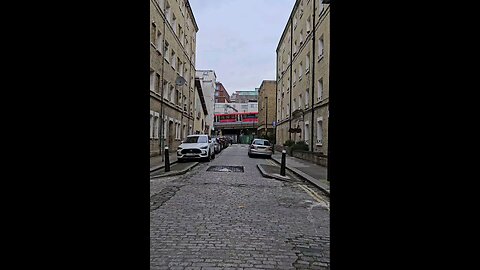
left=206, top=166, right=244, bottom=172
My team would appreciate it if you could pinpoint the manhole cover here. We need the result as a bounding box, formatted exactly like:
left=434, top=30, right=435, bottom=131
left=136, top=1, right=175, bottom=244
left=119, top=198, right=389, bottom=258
left=206, top=166, right=244, bottom=172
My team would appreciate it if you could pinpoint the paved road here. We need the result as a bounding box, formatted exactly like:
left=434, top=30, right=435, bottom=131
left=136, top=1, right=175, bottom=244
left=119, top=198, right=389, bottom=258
left=150, top=144, right=330, bottom=270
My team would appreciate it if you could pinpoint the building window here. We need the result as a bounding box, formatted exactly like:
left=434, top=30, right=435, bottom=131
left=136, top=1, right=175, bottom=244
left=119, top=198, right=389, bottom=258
left=151, top=23, right=156, bottom=44
left=318, top=78, right=323, bottom=101
left=163, top=80, right=169, bottom=99
left=318, top=0, right=324, bottom=16
left=293, top=14, right=297, bottom=29
left=293, top=69, right=297, bottom=85
left=150, top=70, right=155, bottom=91
left=169, top=84, right=175, bottom=102
left=294, top=40, right=298, bottom=54
left=305, top=121, right=310, bottom=144
left=306, top=53, right=310, bottom=73
left=172, top=13, right=177, bottom=33
left=318, top=36, right=324, bottom=60
left=300, top=29, right=304, bottom=45
left=316, top=118, right=323, bottom=145
left=305, top=88, right=309, bottom=108
left=177, top=89, right=181, bottom=105
left=299, top=94, right=303, bottom=109
left=171, top=50, right=176, bottom=68
left=165, top=1, right=171, bottom=18
left=299, top=62, right=303, bottom=80
left=150, top=113, right=154, bottom=138
left=156, top=30, right=162, bottom=51
left=156, top=73, right=161, bottom=93
left=164, top=41, right=169, bottom=60
left=307, top=16, right=311, bottom=33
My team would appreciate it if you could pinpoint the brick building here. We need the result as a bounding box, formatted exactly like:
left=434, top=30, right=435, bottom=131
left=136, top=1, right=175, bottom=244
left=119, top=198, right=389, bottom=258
left=257, top=80, right=277, bottom=140
left=150, top=0, right=199, bottom=157
left=276, top=0, right=329, bottom=158
left=215, top=82, right=231, bottom=103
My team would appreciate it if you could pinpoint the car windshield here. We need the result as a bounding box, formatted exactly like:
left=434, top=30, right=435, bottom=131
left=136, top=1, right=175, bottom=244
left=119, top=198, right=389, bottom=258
left=184, top=136, right=208, bottom=143
left=253, top=140, right=270, bottom=146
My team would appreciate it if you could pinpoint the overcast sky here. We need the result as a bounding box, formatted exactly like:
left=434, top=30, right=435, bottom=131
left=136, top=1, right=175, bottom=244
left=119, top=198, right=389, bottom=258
left=189, top=0, right=295, bottom=95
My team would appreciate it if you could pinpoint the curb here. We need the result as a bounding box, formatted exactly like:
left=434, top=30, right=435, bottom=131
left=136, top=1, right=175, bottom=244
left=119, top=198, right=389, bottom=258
left=270, top=157, right=330, bottom=197
left=257, top=164, right=291, bottom=181
left=150, top=162, right=199, bottom=179
left=150, top=159, right=178, bottom=172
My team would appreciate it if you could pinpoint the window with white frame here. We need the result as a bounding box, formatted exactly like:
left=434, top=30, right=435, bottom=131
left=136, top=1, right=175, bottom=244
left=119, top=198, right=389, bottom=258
left=163, top=119, right=168, bottom=139
left=156, top=73, right=161, bottom=93
left=318, top=78, right=323, bottom=101
left=169, top=84, right=174, bottom=102
left=300, top=29, right=304, bottom=45
left=164, top=41, right=169, bottom=60
left=305, top=88, right=309, bottom=108
left=318, top=36, right=324, bottom=60
left=156, top=0, right=164, bottom=11
left=299, top=94, right=303, bottom=109
left=155, top=116, right=160, bottom=138
left=150, top=112, right=154, bottom=138
left=171, top=50, right=176, bottom=68
left=299, top=62, right=303, bottom=80
left=293, top=13, right=297, bottom=29
left=156, top=30, right=162, bottom=50
left=287, top=103, right=290, bottom=117
left=172, top=13, right=177, bottom=33
left=293, top=69, right=297, bottom=85
left=305, top=121, right=310, bottom=143
left=307, top=16, right=311, bottom=33
left=316, top=117, right=323, bottom=145
left=294, top=40, right=297, bottom=54
left=318, top=0, right=324, bottom=16
left=151, top=23, right=156, bottom=44
left=306, top=53, right=310, bottom=73
left=163, top=80, right=169, bottom=99
left=150, top=70, right=155, bottom=91
left=165, top=1, right=171, bottom=22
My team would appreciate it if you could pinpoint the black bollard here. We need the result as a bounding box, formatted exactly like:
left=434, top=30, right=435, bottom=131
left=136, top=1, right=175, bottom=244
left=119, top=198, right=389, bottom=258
left=280, top=150, right=286, bottom=176
left=164, top=147, right=170, bottom=172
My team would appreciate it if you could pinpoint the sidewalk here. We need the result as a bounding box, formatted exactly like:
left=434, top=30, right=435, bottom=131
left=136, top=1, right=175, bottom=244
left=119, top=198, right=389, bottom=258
left=270, top=152, right=330, bottom=196
left=150, top=153, right=178, bottom=172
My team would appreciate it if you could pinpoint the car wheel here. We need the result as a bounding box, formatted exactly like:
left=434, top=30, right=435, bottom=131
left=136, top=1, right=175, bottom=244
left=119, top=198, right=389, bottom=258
left=248, top=153, right=252, bottom=158
left=177, top=158, right=183, bottom=163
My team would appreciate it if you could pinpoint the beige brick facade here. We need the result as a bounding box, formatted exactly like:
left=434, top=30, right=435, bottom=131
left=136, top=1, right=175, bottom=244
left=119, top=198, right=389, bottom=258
left=257, top=80, right=277, bottom=139
left=276, top=0, right=329, bottom=157
left=150, top=0, right=198, bottom=157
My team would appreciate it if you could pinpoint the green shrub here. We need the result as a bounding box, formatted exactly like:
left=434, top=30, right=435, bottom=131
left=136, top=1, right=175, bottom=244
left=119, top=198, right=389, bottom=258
left=283, top=139, right=295, bottom=147
left=291, top=141, right=309, bottom=151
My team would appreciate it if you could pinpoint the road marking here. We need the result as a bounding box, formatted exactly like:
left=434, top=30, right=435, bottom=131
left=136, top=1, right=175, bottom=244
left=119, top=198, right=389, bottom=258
left=298, top=184, right=330, bottom=210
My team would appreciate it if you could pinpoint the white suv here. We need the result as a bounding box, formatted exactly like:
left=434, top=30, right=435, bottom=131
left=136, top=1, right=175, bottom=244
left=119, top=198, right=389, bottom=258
left=177, top=135, right=215, bottom=162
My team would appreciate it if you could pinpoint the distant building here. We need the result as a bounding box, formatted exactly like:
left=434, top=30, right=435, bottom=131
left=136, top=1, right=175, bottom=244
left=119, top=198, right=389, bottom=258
left=196, top=70, right=216, bottom=136
left=215, top=82, right=231, bottom=103
left=257, top=80, right=277, bottom=139
left=214, top=102, right=258, bottom=114
left=230, top=89, right=259, bottom=103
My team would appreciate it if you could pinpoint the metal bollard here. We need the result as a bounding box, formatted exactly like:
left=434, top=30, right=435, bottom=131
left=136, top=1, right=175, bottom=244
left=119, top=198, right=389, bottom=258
left=280, top=150, right=286, bottom=176
left=164, top=147, right=170, bottom=172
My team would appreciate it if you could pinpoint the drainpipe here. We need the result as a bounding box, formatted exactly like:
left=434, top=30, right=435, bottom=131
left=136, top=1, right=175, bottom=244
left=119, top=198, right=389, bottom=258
left=159, top=4, right=167, bottom=161
left=289, top=14, right=293, bottom=142
left=311, top=0, right=316, bottom=151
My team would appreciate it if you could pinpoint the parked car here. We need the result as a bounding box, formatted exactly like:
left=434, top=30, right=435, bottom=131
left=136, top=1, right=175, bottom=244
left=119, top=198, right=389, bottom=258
left=213, top=138, right=221, bottom=154
left=248, top=139, right=273, bottom=158
left=218, top=137, right=229, bottom=149
left=177, top=135, right=215, bottom=162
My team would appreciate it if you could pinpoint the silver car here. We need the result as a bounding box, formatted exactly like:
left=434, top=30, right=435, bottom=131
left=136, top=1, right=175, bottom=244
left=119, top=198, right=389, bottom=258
left=248, top=139, right=273, bottom=158
left=177, top=135, right=215, bottom=162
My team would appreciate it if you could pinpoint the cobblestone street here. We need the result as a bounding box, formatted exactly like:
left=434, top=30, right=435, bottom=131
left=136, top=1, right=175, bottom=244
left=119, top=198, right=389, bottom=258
left=150, top=144, right=330, bottom=270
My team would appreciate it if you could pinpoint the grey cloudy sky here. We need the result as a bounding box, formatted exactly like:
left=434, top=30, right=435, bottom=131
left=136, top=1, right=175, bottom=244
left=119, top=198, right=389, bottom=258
left=189, top=0, right=295, bottom=95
